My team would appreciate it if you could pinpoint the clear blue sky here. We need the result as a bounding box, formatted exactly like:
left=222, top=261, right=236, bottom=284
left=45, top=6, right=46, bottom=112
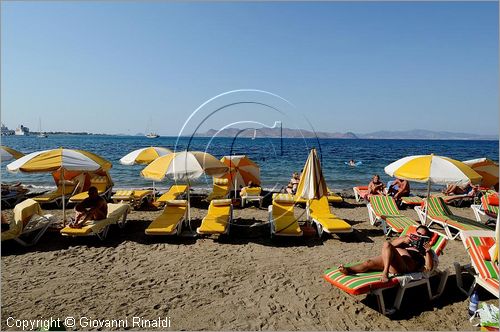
left=1, top=2, right=498, bottom=136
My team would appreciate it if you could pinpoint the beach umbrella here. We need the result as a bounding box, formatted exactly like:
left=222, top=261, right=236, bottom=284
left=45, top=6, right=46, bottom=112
left=7, top=148, right=112, bottom=222
left=141, top=151, right=228, bottom=221
left=220, top=155, right=261, bottom=191
left=119, top=147, right=172, bottom=165
left=296, top=148, right=328, bottom=220
left=462, top=158, right=499, bottom=189
left=120, top=147, right=173, bottom=199
left=384, top=154, right=482, bottom=222
left=1, top=146, right=24, bottom=161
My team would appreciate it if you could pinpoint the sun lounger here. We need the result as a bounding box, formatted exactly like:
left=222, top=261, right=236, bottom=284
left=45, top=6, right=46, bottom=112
left=206, top=178, right=230, bottom=202
left=240, top=186, right=263, bottom=208
left=433, top=193, right=474, bottom=207
left=471, top=192, right=498, bottom=225
left=367, top=195, right=419, bottom=236
left=111, top=189, right=153, bottom=209
left=1, top=199, right=55, bottom=246
left=327, top=188, right=343, bottom=204
left=454, top=230, right=499, bottom=298
left=353, top=186, right=369, bottom=203
left=324, top=225, right=449, bottom=315
left=155, top=185, right=189, bottom=205
left=1, top=185, right=28, bottom=208
left=69, top=175, right=114, bottom=203
left=309, top=196, right=352, bottom=237
left=401, top=196, right=424, bottom=206
left=197, top=199, right=233, bottom=235
left=268, top=193, right=302, bottom=237
left=33, top=179, right=82, bottom=207
left=60, top=203, right=130, bottom=240
left=415, top=197, right=491, bottom=240
left=145, top=200, right=187, bottom=236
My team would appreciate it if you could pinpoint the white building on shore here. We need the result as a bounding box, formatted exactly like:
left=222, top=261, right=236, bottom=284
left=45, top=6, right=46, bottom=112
left=15, top=125, right=30, bottom=136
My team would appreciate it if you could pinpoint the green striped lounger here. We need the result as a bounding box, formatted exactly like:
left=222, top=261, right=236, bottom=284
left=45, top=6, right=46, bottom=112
left=367, top=195, right=420, bottom=236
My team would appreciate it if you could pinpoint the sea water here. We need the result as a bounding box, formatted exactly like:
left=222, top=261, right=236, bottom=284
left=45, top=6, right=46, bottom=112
left=1, top=135, right=498, bottom=192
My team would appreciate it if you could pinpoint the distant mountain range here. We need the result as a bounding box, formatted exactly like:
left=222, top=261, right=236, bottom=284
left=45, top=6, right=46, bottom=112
left=195, top=128, right=498, bottom=140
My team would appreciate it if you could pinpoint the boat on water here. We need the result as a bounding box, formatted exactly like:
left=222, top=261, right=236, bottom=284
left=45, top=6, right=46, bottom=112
left=37, top=118, right=48, bottom=138
left=145, top=116, right=159, bottom=138
left=146, top=132, right=160, bottom=138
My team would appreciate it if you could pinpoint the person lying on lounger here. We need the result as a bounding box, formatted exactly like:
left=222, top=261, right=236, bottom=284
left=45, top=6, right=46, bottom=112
left=387, top=178, right=410, bottom=200
left=368, top=174, right=385, bottom=195
left=339, top=225, right=434, bottom=282
left=442, top=182, right=478, bottom=196
left=69, top=186, right=108, bottom=228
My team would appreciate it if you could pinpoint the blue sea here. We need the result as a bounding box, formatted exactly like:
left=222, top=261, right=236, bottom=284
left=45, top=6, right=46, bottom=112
left=1, top=135, right=498, bottom=192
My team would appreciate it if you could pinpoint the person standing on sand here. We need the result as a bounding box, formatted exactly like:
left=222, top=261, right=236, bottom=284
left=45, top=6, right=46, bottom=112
left=339, top=225, right=435, bottom=282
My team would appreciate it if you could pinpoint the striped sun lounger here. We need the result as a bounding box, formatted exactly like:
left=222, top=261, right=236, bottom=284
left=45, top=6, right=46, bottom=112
left=367, top=195, right=419, bottom=236
left=471, top=193, right=498, bottom=225
left=401, top=196, right=424, bottom=206
left=454, top=230, right=499, bottom=298
left=353, top=186, right=369, bottom=203
left=415, top=197, right=491, bottom=240
left=323, top=225, right=448, bottom=315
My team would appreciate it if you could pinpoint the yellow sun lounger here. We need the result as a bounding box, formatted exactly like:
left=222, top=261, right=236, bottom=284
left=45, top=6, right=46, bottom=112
left=145, top=200, right=188, bottom=236
left=155, top=185, right=189, bottom=205
left=111, top=190, right=153, bottom=209
left=309, top=196, right=352, bottom=237
left=295, top=187, right=342, bottom=205
left=240, top=186, right=263, bottom=208
left=33, top=181, right=80, bottom=207
left=206, top=178, right=230, bottom=201
left=197, top=199, right=233, bottom=235
left=269, top=194, right=302, bottom=237
left=60, top=203, right=130, bottom=240
left=69, top=175, right=114, bottom=203
left=1, top=199, right=55, bottom=246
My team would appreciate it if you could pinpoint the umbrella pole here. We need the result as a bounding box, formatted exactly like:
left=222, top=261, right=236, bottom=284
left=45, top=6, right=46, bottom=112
left=423, top=180, right=431, bottom=225
left=152, top=181, right=155, bottom=202
left=62, top=168, right=66, bottom=225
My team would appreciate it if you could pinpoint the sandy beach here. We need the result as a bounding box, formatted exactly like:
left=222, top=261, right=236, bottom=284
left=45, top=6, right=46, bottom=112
left=1, top=195, right=496, bottom=331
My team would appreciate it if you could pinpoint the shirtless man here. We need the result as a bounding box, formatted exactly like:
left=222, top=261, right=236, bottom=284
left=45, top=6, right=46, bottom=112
left=388, top=178, right=410, bottom=200
left=368, top=174, right=385, bottom=195
left=339, top=225, right=434, bottom=282
left=70, top=186, right=107, bottom=228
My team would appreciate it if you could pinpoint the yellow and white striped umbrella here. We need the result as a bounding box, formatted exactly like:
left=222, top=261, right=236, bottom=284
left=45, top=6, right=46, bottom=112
left=120, top=147, right=172, bottom=165
left=384, top=154, right=482, bottom=186
left=296, top=148, right=328, bottom=200
left=462, top=158, right=499, bottom=189
left=141, top=151, right=228, bottom=182
left=220, top=155, right=260, bottom=190
left=7, top=148, right=111, bottom=173
left=1, top=146, right=24, bottom=161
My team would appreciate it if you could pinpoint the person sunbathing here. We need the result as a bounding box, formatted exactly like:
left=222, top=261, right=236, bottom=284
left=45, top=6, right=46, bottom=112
left=388, top=178, right=410, bottom=200
left=368, top=174, right=385, bottom=195
left=286, top=172, right=300, bottom=195
left=339, top=225, right=434, bottom=282
left=443, top=182, right=478, bottom=196
left=69, top=186, right=107, bottom=228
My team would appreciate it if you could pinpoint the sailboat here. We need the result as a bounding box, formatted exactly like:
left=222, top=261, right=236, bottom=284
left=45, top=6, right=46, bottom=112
left=37, top=118, right=48, bottom=138
left=145, top=116, right=159, bottom=138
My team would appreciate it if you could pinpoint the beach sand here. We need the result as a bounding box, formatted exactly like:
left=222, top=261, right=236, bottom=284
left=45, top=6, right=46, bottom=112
left=1, top=196, right=496, bottom=331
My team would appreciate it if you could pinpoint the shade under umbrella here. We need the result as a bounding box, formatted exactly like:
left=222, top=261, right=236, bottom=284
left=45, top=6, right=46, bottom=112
left=7, top=148, right=112, bottom=222
left=141, top=151, right=228, bottom=222
left=220, top=155, right=260, bottom=191
left=119, top=147, right=172, bottom=165
left=1, top=146, right=24, bottom=161
left=462, top=158, right=499, bottom=189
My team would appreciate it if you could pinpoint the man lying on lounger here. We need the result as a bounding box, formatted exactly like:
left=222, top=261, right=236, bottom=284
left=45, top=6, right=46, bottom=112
left=339, top=225, right=434, bottom=282
left=69, top=186, right=108, bottom=228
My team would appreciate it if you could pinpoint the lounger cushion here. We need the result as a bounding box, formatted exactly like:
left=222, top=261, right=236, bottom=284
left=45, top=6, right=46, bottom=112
left=213, top=178, right=229, bottom=185
left=145, top=205, right=186, bottom=235
left=241, top=187, right=262, bottom=196
left=323, top=267, right=399, bottom=295
left=401, top=197, right=424, bottom=205
left=466, top=235, right=499, bottom=280
left=212, top=199, right=232, bottom=206
left=487, top=193, right=499, bottom=206
left=327, top=194, right=343, bottom=203
left=112, top=190, right=133, bottom=199
left=197, top=203, right=231, bottom=234
left=165, top=200, right=188, bottom=207
left=273, top=193, right=295, bottom=203
left=478, top=245, right=492, bottom=261
left=60, top=204, right=129, bottom=236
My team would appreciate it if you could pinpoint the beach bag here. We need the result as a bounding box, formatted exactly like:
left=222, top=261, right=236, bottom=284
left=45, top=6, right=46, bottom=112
left=470, top=303, right=499, bottom=329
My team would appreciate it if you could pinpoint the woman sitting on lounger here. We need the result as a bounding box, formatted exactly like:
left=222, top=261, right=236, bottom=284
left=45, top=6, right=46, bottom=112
left=339, top=225, right=434, bottom=282
left=69, top=186, right=107, bottom=228
left=368, top=175, right=385, bottom=196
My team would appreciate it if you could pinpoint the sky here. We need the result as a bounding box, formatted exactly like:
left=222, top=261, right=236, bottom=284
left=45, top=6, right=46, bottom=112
left=1, top=2, right=498, bottom=136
